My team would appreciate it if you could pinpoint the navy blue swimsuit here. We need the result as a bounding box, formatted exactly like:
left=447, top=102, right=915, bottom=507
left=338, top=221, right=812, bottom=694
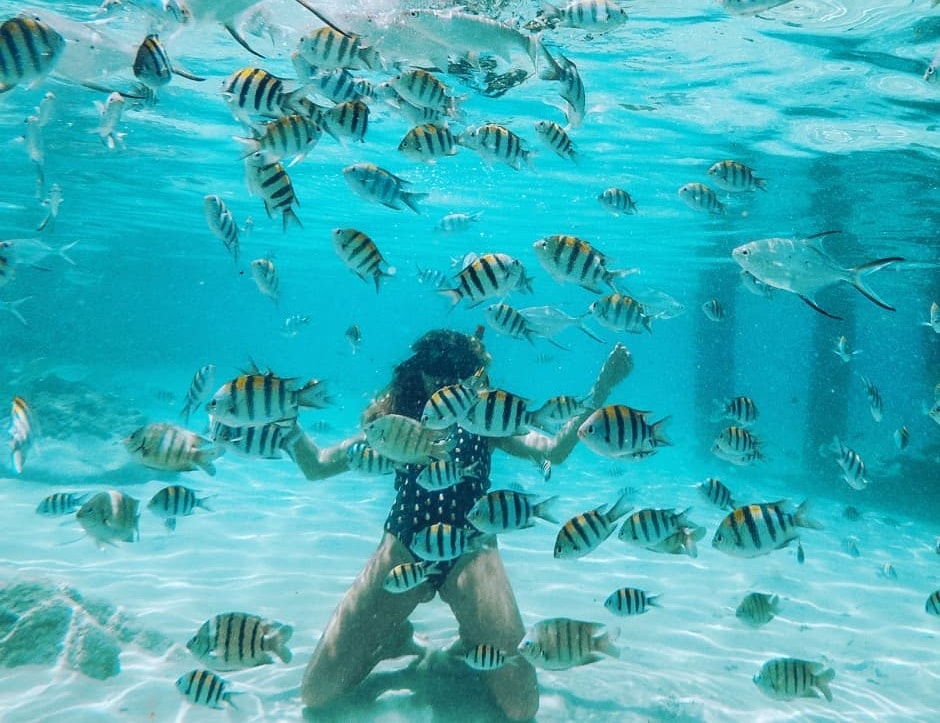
left=384, top=427, right=491, bottom=578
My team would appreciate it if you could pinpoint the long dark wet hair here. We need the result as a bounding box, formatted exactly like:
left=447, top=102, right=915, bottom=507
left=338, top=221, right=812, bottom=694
left=363, top=329, right=490, bottom=422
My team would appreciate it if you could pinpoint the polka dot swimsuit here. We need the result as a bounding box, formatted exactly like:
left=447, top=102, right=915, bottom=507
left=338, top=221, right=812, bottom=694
left=385, top=427, right=491, bottom=578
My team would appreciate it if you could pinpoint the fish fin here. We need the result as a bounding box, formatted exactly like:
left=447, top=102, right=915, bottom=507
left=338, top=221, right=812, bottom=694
left=439, top=288, right=463, bottom=310
left=651, top=416, right=672, bottom=447
left=290, top=0, right=346, bottom=33
left=848, top=256, right=904, bottom=311
left=164, top=517, right=177, bottom=532
left=270, top=624, right=294, bottom=663
left=532, top=495, right=560, bottom=524
left=402, top=191, right=428, bottom=214
left=794, top=499, right=824, bottom=530
left=798, top=294, right=842, bottom=320
left=814, top=667, right=836, bottom=702
left=224, top=23, right=266, bottom=58
left=172, top=65, right=206, bottom=82
left=804, top=229, right=842, bottom=241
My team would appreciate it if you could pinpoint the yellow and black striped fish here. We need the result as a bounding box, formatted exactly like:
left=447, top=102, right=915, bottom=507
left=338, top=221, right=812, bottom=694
left=484, top=302, right=540, bottom=344
left=617, top=507, right=696, bottom=547
left=210, top=420, right=290, bottom=459
left=203, top=195, right=240, bottom=261
left=441, top=252, right=531, bottom=308
left=222, top=67, right=303, bottom=123
left=76, top=490, right=140, bottom=547
left=187, top=612, right=293, bottom=671
left=343, top=162, right=427, bottom=213
left=388, top=69, right=456, bottom=115
left=858, top=374, right=883, bottom=422
left=398, top=123, right=458, bottom=163
left=753, top=658, right=834, bottom=702
left=534, top=119, right=577, bottom=162
left=383, top=561, right=441, bottom=593
left=554, top=490, right=632, bottom=559
left=533, top=234, right=631, bottom=294
left=711, top=395, right=759, bottom=426
left=124, top=423, right=221, bottom=476
left=597, top=187, right=637, bottom=215
left=331, top=228, right=396, bottom=292
left=363, top=413, right=451, bottom=464
left=133, top=34, right=205, bottom=88
left=578, top=404, right=671, bottom=459
left=462, top=389, right=535, bottom=438
left=458, top=123, right=532, bottom=170
left=147, top=484, right=212, bottom=531
left=421, top=381, right=481, bottom=430
left=409, top=522, right=480, bottom=561
left=711, top=425, right=763, bottom=465
left=415, top=458, right=481, bottom=491
left=678, top=182, right=724, bottom=214
left=588, top=293, right=653, bottom=334
left=244, top=156, right=302, bottom=230
left=9, top=395, right=36, bottom=474
left=707, top=159, right=766, bottom=192
left=466, top=489, right=559, bottom=533
left=35, top=491, right=89, bottom=517
left=321, top=100, right=369, bottom=143
left=345, top=441, right=396, bottom=475
left=712, top=499, right=822, bottom=561
left=235, top=114, right=322, bottom=165
left=696, top=477, right=736, bottom=510
left=0, top=15, right=65, bottom=94
left=464, top=644, right=509, bottom=671
left=736, top=592, right=780, bottom=627
left=176, top=669, right=238, bottom=710
left=207, top=373, right=328, bottom=427
left=518, top=617, right=618, bottom=670
left=296, top=27, right=381, bottom=71
left=181, top=363, right=216, bottom=423
left=603, top=587, right=661, bottom=616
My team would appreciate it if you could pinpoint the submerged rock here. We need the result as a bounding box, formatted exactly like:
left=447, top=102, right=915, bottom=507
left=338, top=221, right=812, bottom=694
left=0, top=578, right=176, bottom=680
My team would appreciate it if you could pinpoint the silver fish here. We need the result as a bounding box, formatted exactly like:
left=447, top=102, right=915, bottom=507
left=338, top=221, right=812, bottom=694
left=9, top=395, right=37, bottom=474
left=732, top=231, right=903, bottom=319
left=250, top=257, right=279, bottom=303
left=678, top=182, right=724, bottom=214
left=94, top=92, right=125, bottom=150
left=203, top=195, right=239, bottom=261
left=181, top=364, right=216, bottom=423
left=124, top=423, right=221, bottom=475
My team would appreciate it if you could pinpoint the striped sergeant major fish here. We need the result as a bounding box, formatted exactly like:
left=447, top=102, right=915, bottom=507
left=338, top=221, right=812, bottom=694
left=534, top=120, right=578, bottom=162
left=409, top=522, right=482, bottom=561
left=398, top=123, right=459, bottom=163
left=926, top=590, right=940, bottom=617
left=244, top=155, right=302, bottom=230
left=533, top=234, right=635, bottom=294
left=383, top=561, right=442, bottom=593
left=187, top=612, right=293, bottom=671
left=577, top=404, right=672, bottom=459
left=416, top=459, right=481, bottom=492
left=124, top=423, right=222, bottom=476
left=221, top=67, right=307, bottom=124
left=305, top=66, right=374, bottom=104
left=181, top=364, right=216, bottom=423
left=538, top=49, right=585, bottom=127
left=824, top=436, right=869, bottom=491
left=147, top=484, right=212, bottom=531
left=209, top=420, right=291, bottom=459
left=696, top=477, right=736, bottom=511
left=554, top=490, right=632, bottom=559
left=707, top=160, right=766, bottom=192
left=421, top=379, right=483, bottom=430
left=310, top=100, right=363, bottom=145
left=203, top=196, right=240, bottom=261
left=250, top=257, right=279, bottom=303
left=540, top=0, right=630, bottom=29
left=345, top=441, right=396, bottom=475
left=736, top=592, right=780, bottom=627
left=0, top=15, right=65, bottom=94
left=518, top=617, right=619, bottom=670
left=363, top=413, right=452, bottom=464
left=435, top=211, right=483, bottom=234
left=753, top=657, right=835, bottom=702
left=132, top=34, right=205, bottom=89
left=732, top=231, right=904, bottom=320
left=711, top=425, right=764, bottom=465
left=9, top=395, right=37, bottom=474
left=441, top=252, right=532, bottom=309
left=604, top=587, right=661, bottom=616
left=858, top=374, right=883, bottom=422
left=461, top=389, right=537, bottom=438
left=678, top=182, right=725, bottom=215
left=35, top=491, right=89, bottom=517
left=588, top=293, right=654, bottom=334
left=464, top=644, right=510, bottom=672
left=466, top=489, right=560, bottom=533
left=893, top=425, right=909, bottom=452
left=711, top=395, right=759, bottom=426
left=711, top=499, right=822, bottom=562
left=234, top=114, right=322, bottom=166
left=343, top=163, right=427, bottom=214
left=296, top=26, right=381, bottom=71
left=532, top=395, right=591, bottom=428
left=76, top=490, right=140, bottom=547
left=207, top=373, right=329, bottom=427
left=457, top=123, right=533, bottom=170
left=176, top=669, right=239, bottom=710
left=701, top=299, right=725, bottom=322
left=484, top=303, right=544, bottom=345
left=331, top=228, right=396, bottom=292
left=597, top=187, right=637, bottom=215
left=617, top=507, right=697, bottom=548
left=388, top=69, right=458, bottom=116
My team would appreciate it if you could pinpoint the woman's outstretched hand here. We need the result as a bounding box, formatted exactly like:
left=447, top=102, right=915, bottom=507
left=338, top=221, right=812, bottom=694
left=586, top=343, right=633, bottom=408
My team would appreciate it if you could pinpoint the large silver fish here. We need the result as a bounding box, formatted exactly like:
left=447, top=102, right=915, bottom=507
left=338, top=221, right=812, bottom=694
left=732, top=231, right=903, bottom=319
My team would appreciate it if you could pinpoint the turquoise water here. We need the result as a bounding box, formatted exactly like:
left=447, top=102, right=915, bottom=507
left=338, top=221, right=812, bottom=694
left=0, top=0, right=939, bottom=720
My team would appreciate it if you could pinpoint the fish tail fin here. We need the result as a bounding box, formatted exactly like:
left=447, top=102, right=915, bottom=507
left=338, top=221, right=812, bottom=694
left=271, top=624, right=294, bottom=663
left=815, top=667, right=836, bottom=702
left=2, top=296, right=33, bottom=326
left=652, top=416, right=672, bottom=447
left=10, top=448, right=24, bottom=474
left=533, top=495, right=560, bottom=525
left=755, top=176, right=768, bottom=191
left=403, top=191, right=428, bottom=214
left=597, top=627, right=621, bottom=659
left=608, top=488, right=633, bottom=521
left=197, top=447, right=223, bottom=476
left=224, top=23, right=265, bottom=58
left=56, top=240, right=79, bottom=265
left=283, top=207, right=303, bottom=231
left=794, top=499, right=824, bottom=530
left=438, top=288, right=463, bottom=310
left=849, top=256, right=904, bottom=311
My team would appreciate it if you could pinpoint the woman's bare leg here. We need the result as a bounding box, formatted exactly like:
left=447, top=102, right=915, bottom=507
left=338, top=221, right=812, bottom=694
left=301, top=533, right=433, bottom=709
left=438, top=546, right=539, bottom=721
